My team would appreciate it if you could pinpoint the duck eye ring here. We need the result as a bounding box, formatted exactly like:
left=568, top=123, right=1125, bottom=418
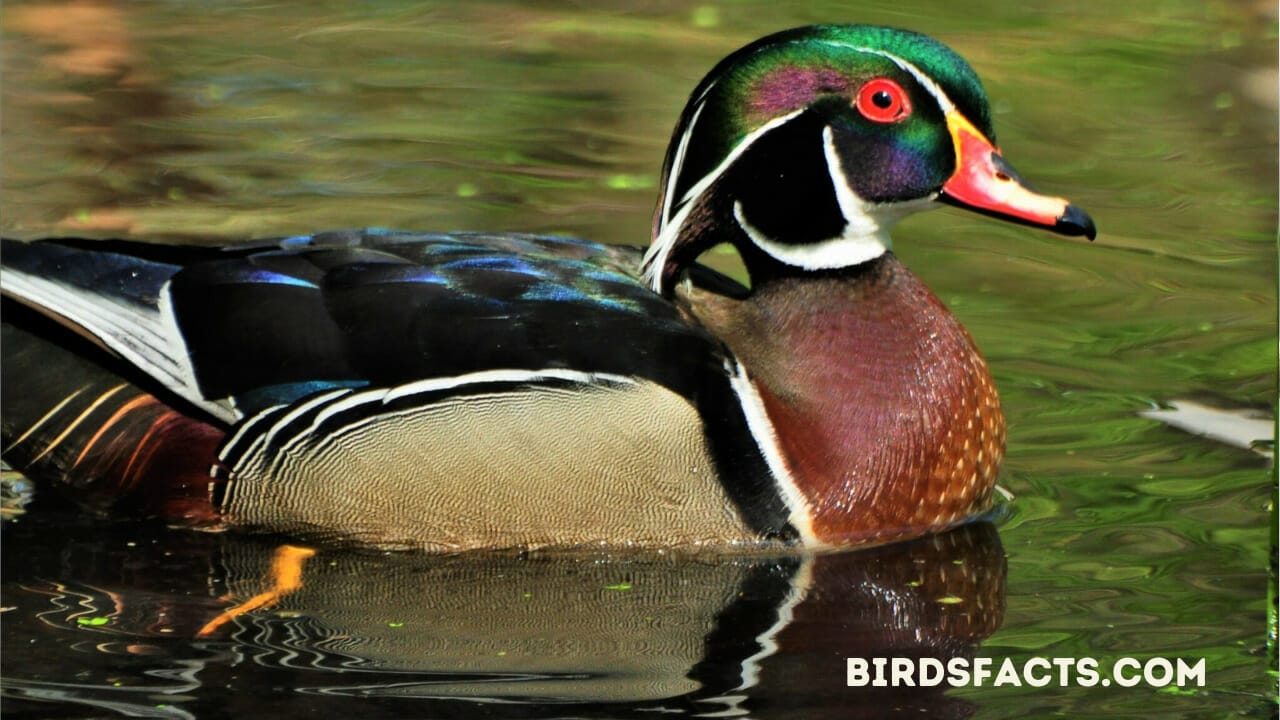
left=855, top=78, right=911, bottom=123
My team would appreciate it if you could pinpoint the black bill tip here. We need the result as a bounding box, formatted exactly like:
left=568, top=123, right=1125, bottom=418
left=1056, top=204, right=1097, bottom=241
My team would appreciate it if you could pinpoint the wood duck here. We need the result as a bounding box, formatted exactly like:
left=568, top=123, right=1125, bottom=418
left=1, top=25, right=1095, bottom=551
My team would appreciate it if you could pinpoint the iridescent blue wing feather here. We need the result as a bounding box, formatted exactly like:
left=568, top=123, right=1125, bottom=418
left=1, top=231, right=733, bottom=418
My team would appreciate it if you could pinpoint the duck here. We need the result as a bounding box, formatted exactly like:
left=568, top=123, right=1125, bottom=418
left=0, top=24, right=1095, bottom=551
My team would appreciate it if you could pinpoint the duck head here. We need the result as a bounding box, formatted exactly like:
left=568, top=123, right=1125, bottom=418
left=642, top=24, right=1096, bottom=295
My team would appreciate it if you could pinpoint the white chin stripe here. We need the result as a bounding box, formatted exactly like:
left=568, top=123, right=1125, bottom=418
left=729, top=124, right=949, bottom=272
left=733, top=200, right=889, bottom=270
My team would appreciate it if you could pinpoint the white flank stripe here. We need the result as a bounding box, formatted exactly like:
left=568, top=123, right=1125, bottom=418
left=724, top=359, right=821, bottom=547
left=306, top=389, right=390, bottom=430
left=217, top=403, right=289, bottom=463
left=643, top=108, right=807, bottom=294
left=301, top=389, right=510, bottom=465
left=254, top=388, right=355, bottom=454
left=381, top=367, right=636, bottom=405
left=229, top=368, right=638, bottom=471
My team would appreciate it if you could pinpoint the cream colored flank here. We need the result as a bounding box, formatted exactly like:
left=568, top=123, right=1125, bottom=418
left=223, top=378, right=758, bottom=550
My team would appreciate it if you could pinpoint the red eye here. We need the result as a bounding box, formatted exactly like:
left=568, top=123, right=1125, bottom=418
left=855, top=78, right=911, bottom=123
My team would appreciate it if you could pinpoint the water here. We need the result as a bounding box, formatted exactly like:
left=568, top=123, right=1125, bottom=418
left=1, top=1, right=1275, bottom=718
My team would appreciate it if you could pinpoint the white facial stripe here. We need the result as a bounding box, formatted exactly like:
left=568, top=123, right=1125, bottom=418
left=823, top=122, right=941, bottom=225
left=641, top=207, right=681, bottom=294
left=823, top=125, right=880, bottom=239
left=815, top=40, right=958, bottom=114
left=643, top=108, right=807, bottom=294
left=869, top=50, right=956, bottom=113
left=724, top=359, right=822, bottom=547
left=661, top=100, right=707, bottom=228
left=667, top=107, right=806, bottom=222
left=646, top=43, right=960, bottom=289
left=658, top=76, right=722, bottom=231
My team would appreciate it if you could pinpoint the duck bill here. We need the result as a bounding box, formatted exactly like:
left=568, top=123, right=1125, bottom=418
left=938, top=112, right=1096, bottom=240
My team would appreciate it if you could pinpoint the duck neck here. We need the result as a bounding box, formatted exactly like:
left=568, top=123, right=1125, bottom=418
left=687, top=253, right=1004, bottom=546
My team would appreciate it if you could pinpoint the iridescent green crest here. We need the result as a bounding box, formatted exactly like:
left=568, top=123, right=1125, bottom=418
left=659, top=25, right=992, bottom=219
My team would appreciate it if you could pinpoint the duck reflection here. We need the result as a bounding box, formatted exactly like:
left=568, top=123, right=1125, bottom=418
left=9, top=520, right=1003, bottom=718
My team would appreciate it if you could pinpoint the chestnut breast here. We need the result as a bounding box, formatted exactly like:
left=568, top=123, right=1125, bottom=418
left=687, top=253, right=1004, bottom=546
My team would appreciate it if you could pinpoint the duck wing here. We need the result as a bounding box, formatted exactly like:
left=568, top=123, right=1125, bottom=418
left=1, top=229, right=729, bottom=421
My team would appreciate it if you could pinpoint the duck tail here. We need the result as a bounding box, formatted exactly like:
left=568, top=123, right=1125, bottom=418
left=2, top=297, right=225, bottom=524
